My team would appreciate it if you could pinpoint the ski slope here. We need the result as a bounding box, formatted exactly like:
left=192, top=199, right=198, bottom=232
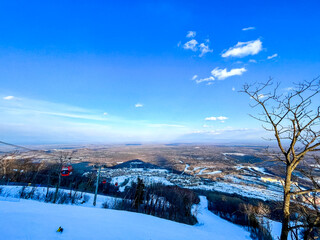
left=0, top=196, right=251, bottom=240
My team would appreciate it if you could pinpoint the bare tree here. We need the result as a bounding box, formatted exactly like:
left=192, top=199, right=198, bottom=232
left=241, top=77, right=320, bottom=240
left=0, top=151, right=18, bottom=184
left=0, top=154, right=10, bottom=183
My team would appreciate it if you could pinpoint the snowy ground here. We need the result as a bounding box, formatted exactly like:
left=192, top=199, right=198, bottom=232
left=0, top=185, right=118, bottom=208
left=0, top=195, right=252, bottom=240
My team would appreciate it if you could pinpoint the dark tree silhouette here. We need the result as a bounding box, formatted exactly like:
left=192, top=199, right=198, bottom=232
left=133, top=177, right=145, bottom=210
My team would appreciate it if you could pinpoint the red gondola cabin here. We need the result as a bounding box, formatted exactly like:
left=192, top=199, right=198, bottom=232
left=61, top=166, right=73, bottom=177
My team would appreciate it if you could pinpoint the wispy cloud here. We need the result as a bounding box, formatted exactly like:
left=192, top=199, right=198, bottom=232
left=0, top=96, right=191, bottom=143
left=0, top=96, right=108, bottom=121
left=195, top=76, right=215, bottom=84
left=284, top=87, right=294, bottom=91
left=135, top=103, right=143, bottom=108
left=3, top=96, right=14, bottom=100
left=250, top=94, right=269, bottom=100
left=267, top=53, right=278, bottom=59
left=192, top=75, right=198, bottom=80
left=211, top=67, right=247, bottom=80
left=199, top=43, right=213, bottom=57
left=195, top=67, right=246, bottom=84
left=257, top=94, right=268, bottom=99
left=183, top=39, right=198, bottom=51
left=249, top=59, right=257, bottom=63
left=186, top=127, right=261, bottom=140
left=232, top=87, right=236, bottom=91
left=222, top=39, right=262, bottom=58
left=242, top=27, right=255, bottom=31
left=186, top=31, right=196, bottom=38
left=36, top=110, right=111, bottom=121
left=205, top=116, right=228, bottom=121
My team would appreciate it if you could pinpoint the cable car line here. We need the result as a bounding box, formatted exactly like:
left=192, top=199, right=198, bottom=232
left=0, top=140, right=36, bottom=152
left=0, top=140, right=74, bottom=177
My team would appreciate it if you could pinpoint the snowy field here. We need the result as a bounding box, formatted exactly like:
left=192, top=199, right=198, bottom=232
left=84, top=162, right=284, bottom=202
left=190, top=181, right=283, bottom=202
left=0, top=196, right=252, bottom=240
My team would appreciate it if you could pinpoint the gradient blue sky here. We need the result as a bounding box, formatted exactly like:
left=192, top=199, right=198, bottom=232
left=0, top=0, right=319, bottom=144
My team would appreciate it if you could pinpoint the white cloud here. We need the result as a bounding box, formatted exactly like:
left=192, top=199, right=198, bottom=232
left=186, top=31, right=196, bottom=38
left=183, top=39, right=198, bottom=51
left=195, top=67, right=246, bottom=84
left=192, top=75, right=198, bottom=80
left=199, top=43, right=213, bottom=57
left=242, top=27, right=255, bottom=31
left=205, top=116, right=228, bottom=121
left=251, top=94, right=269, bottom=100
left=249, top=59, right=257, bottom=63
left=103, top=112, right=108, bottom=116
left=258, top=94, right=268, bottom=99
left=181, top=32, right=212, bottom=57
left=3, top=96, right=14, bottom=100
left=232, top=87, right=236, bottom=91
left=267, top=53, right=278, bottom=59
left=195, top=76, right=215, bottom=84
left=284, top=87, right=294, bottom=91
left=135, top=103, right=143, bottom=108
left=211, top=67, right=247, bottom=80
left=216, top=116, right=228, bottom=121
left=205, top=117, right=217, bottom=121
left=222, top=39, right=262, bottom=58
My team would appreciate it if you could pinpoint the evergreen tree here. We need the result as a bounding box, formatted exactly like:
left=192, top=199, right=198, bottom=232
left=133, top=177, right=145, bottom=210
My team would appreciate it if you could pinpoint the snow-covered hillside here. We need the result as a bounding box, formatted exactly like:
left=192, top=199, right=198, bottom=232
left=0, top=195, right=251, bottom=240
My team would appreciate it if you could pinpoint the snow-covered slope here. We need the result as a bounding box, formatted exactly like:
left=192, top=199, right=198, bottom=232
left=0, top=196, right=251, bottom=240
left=0, top=185, right=119, bottom=208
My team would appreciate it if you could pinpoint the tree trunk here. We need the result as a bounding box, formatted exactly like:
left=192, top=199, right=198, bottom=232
left=280, top=166, right=292, bottom=240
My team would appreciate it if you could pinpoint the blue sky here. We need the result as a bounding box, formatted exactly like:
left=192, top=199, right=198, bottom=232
left=0, top=0, right=320, bottom=144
